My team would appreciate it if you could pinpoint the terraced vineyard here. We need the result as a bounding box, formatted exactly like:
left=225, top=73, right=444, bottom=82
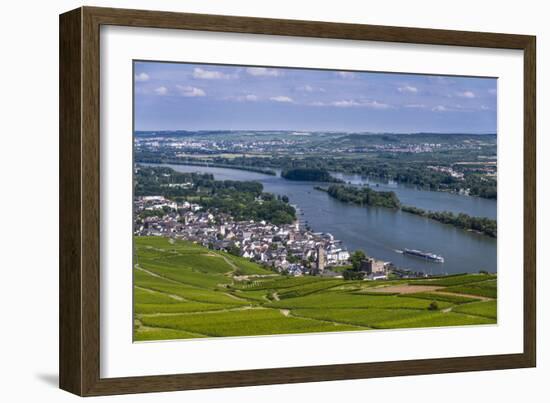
left=133, top=236, right=497, bottom=341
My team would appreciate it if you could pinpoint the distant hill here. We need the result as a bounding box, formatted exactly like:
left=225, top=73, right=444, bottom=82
left=135, top=130, right=497, bottom=138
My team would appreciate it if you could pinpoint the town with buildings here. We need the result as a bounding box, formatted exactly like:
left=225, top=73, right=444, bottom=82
left=134, top=195, right=391, bottom=279
left=134, top=130, right=494, bottom=158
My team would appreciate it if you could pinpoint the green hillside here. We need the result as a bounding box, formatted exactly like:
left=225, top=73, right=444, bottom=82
left=133, top=236, right=497, bottom=341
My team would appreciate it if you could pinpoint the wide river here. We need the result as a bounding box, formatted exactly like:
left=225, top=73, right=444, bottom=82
left=150, top=163, right=497, bottom=275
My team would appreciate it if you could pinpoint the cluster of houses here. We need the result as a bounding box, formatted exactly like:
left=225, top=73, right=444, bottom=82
left=427, top=165, right=465, bottom=179
left=134, top=195, right=389, bottom=279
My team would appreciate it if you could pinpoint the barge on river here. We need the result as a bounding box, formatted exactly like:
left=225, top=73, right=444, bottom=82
left=403, top=248, right=445, bottom=263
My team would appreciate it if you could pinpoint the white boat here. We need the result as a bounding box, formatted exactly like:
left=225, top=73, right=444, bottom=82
left=403, top=248, right=445, bottom=263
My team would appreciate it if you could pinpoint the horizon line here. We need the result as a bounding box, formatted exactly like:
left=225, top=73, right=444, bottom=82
left=134, top=129, right=497, bottom=135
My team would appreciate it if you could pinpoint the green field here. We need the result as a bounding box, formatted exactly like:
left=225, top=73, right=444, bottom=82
left=453, top=300, right=497, bottom=319
left=133, top=236, right=497, bottom=341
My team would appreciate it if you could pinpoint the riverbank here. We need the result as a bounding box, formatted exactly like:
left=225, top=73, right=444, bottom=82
left=149, top=163, right=497, bottom=274
left=401, top=205, right=497, bottom=238
left=315, top=184, right=496, bottom=238
left=136, top=159, right=277, bottom=176
left=167, top=156, right=497, bottom=200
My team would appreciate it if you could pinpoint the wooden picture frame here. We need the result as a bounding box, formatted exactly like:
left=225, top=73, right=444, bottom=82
left=59, top=6, right=536, bottom=396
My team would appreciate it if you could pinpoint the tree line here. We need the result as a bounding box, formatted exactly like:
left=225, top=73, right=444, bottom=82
left=281, top=168, right=342, bottom=182
left=179, top=153, right=497, bottom=200
left=317, top=182, right=496, bottom=238
left=135, top=166, right=296, bottom=225
left=401, top=205, right=497, bottom=238
left=323, top=184, right=401, bottom=209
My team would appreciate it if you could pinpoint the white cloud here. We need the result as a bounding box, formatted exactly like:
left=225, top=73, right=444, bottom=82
left=362, top=100, right=391, bottom=109
left=480, top=105, right=490, bottom=110
left=432, top=104, right=484, bottom=113
left=134, top=72, right=150, bottom=82
left=242, top=94, right=259, bottom=101
left=176, top=85, right=206, bottom=97
left=269, top=95, right=293, bottom=103
left=154, top=86, right=168, bottom=95
left=297, top=85, right=325, bottom=93
left=246, top=67, right=281, bottom=77
left=404, top=104, right=426, bottom=109
left=312, top=99, right=391, bottom=109
left=193, top=68, right=234, bottom=80
left=488, top=88, right=497, bottom=95
left=398, top=85, right=418, bottom=93
left=332, top=100, right=361, bottom=107
left=230, top=94, right=259, bottom=102
left=457, top=90, right=476, bottom=98
left=335, top=71, right=355, bottom=79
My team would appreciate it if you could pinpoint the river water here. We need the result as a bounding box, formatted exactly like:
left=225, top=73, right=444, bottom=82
left=149, top=163, right=497, bottom=275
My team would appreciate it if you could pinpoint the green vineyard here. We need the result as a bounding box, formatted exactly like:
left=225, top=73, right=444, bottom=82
left=133, top=236, right=497, bottom=341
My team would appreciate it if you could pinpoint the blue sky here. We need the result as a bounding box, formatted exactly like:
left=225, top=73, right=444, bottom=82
left=134, top=61, right=497, bottom=133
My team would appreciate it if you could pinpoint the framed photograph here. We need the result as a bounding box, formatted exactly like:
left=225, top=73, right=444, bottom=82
left=59, top=6, right=536, bottom=396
